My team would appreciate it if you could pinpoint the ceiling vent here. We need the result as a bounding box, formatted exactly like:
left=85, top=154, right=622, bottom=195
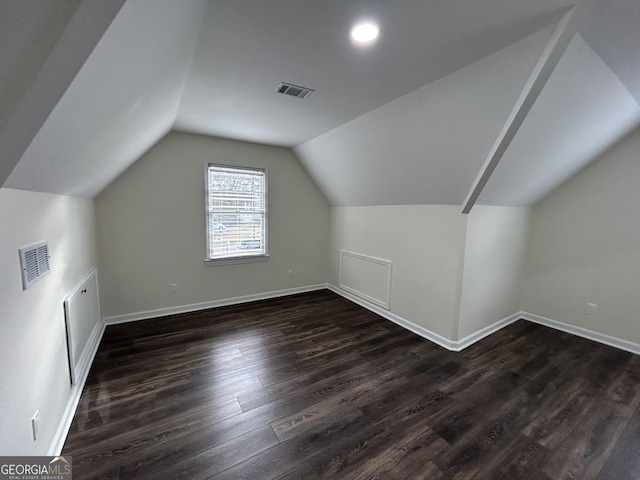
left=275, top=82, right=315, bottom=99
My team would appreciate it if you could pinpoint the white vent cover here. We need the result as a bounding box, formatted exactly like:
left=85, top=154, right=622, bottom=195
left=19, top=241, right=51, bottom=290
left=275, top=82, right=315, bottom=99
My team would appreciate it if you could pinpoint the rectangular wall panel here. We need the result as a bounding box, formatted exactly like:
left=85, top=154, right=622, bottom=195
left=340, top=250, right=392, bottom=309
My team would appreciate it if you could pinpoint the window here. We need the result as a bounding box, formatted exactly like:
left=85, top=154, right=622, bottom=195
left=205, top=163, right=268, bottom=263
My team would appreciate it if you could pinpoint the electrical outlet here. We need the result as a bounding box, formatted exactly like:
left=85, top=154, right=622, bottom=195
left=170, top=283, right=178, bottom=293
left=287, top=270, right=293, bottom=278
left=31, top=410, right=39, bottom=441
left=586, top=303, right=598, bottom=315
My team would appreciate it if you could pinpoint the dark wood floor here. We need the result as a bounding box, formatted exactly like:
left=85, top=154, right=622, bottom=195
left=63, top=290, right=640, bottom=479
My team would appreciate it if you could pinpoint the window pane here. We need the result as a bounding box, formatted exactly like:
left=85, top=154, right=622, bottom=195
left=207, top=165, right=266, bottom=260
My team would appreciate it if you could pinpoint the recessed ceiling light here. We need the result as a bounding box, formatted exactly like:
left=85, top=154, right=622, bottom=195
left=350, top=21, right=380, bottom=45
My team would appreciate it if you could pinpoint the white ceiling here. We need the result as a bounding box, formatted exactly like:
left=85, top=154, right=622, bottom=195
left=294, top=28, right=553, bottom=206
left=0, top=0, right=125, bottom=190
left=0, top=0, right=80, bottom=131
left=581, top=0, right=640, bottom=105
left=479, top=34, right=640, bottom=206
left=2, top=0, right=639, bottom=208
left=4, top=0, right=208, bottom=197
left=174, top=0, right=573, bottom=147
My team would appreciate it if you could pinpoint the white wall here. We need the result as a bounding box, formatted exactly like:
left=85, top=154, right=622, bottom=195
left=96, top=132, right=330, bottom=320
left=0, top=188, right=98, bottom=455
left=329, top=205, right=467, bottom=339
left=458, top=206, right=531, bottom=340
left=521, top=127, right=640, bottom=344
left=329, top=204, right=531, bottom=344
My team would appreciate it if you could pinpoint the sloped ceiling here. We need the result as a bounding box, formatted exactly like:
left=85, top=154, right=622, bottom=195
left=3, top=0, right=208, bottom=197
left=294, top=29, right=553, bottom=206
left=174, top=0, right=571, bottom=147
left=479, top=34, right=640, bottom=206
left=581, top=0, right=640, bottom=106
left=1, top=0, right=639, bottom=209
left=0, top=0, right=126, bottom=190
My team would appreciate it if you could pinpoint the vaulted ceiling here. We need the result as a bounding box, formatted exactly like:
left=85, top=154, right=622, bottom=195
left=1, top=0, right=639, bottom=209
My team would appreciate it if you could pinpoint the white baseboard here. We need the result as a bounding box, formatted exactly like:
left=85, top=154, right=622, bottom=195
left=49, top=319, right=105, bottom=455
left=520, top=311, right=640, bottom=356
left=329, top=284, right=521, bottom=352
left=103, top=284, right=328, bottom=325
left=455, top=312, right=522, bottom=351
left=329, top=284, right=640, bottom=356
left=329, top=284, right=463, bottom=351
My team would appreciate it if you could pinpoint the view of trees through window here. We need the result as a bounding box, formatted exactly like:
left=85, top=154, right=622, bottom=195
left=207, top=164, right=266, bottom=259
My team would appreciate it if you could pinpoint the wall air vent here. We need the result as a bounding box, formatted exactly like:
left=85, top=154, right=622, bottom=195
left=275, top=82, right=315, bottom=99
left=19, top=241, right=51, bottom=290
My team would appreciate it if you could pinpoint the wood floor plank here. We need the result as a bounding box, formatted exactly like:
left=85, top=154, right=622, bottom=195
left=62, top=290, right=640, bottom=479
left=542, top=353, right=640, bottom=480
left=143, top=424, right=279, bottom=480
left=470, top=434, right=550, bottom=480
left=270, top=369, right=428, bottom=443
left=273, top=389, right=452, bottom=479
left=596, top=399, right=640, bottom=479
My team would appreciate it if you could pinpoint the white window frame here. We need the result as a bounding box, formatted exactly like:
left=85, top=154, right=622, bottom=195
left=204, top=161, right=269, bottom=266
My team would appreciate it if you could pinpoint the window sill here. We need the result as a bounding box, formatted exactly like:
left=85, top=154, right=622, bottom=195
left=205, top=255, right=270, bottom=266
